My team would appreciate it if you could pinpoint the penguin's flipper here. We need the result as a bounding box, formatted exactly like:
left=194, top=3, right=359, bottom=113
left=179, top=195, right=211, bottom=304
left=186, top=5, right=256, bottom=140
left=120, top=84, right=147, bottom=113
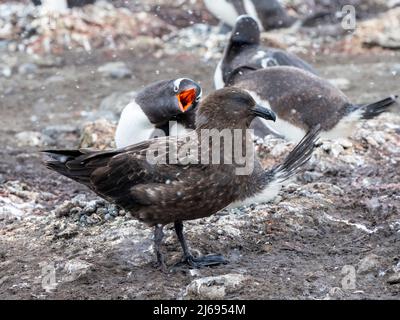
left=356, top=95, right=398, bottom=120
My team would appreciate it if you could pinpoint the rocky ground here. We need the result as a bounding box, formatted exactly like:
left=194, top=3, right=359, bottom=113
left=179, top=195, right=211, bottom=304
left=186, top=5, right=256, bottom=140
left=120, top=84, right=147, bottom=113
left=0, top=1, right=400, bottom=300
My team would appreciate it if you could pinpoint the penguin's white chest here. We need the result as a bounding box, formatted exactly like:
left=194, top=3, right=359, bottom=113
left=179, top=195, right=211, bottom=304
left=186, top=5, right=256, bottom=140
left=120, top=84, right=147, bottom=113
left=204, top=0, right=239, bottom=27
left=115, top=101, right=190, bottom=148
left=245, top=90, right=306, bottom=142
left=115, top=102, right=155, bottom=148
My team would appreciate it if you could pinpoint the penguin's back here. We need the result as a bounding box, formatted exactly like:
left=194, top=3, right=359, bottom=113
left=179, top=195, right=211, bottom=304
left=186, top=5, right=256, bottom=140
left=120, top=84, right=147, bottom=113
left=233, top=66, right=351, bottom=132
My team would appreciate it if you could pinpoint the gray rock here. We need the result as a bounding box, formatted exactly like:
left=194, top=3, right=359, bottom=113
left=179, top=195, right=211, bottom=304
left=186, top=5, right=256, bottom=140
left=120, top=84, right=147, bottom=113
left=62, top=259, right=92, bottom=283
left=86, top=214, right=102, bottom=225
left=97, top=62, right=132, bottom=79
left=98, top=91, right=136, bottom=120
left=183, top=274, right=249, bottom=300
left=18, top=63, right=38, bottom=75
left=357, top=254, right=382, bottom=274
left=96, top=207, right=108, bottom=216
left=0, top=64, right=12, bottom=78
left=82, top=202, right=97, bottom=215
left=54, top=201, right=76, bottom=217
left=104, top=213, right=113, bottom=221
left=387, top=272, right=400, bottom=284
left=15, top=131, right=54, bottom=147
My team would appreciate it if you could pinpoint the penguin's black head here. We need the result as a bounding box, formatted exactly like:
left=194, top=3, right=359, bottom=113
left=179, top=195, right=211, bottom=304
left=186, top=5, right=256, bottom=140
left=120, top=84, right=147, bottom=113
left=172, top=78, right=202, bottom=113
left=230, top=15, right=260, bottom=46
left=196, top=87, right=276, bottom=129
left=136, top=78, right=202, bottom=125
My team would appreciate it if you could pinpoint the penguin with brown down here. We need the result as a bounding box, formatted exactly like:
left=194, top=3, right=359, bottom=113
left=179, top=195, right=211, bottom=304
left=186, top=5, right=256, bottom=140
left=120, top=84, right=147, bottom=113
left=214, top=15, right=317, bottom=90
left=217, top=18, right=398, bottom=142
left=42, top=88, right=320, bottom=270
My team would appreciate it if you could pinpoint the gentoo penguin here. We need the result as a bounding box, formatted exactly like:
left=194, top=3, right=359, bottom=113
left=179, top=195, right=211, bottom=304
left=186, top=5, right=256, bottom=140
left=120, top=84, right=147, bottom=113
left=204, top=0, right=297, bottom=31
left=115, top=78, right=202, bottom=148
left=42, top=87, right=320, bottom=269
left=229, top=66, right=398, bottom=142
left=215, top=15, right=317, bottom=90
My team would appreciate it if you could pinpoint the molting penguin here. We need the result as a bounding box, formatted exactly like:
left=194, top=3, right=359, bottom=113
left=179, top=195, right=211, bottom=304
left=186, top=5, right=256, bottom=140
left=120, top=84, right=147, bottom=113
left=42, top=87, right=320, bottom=269
left=115, top=78, right=202, bottom=148
left=203, top=0, right=297, bottom=32
left=229, top=66, right=398, bottom=142
left=215, top=15, right=317, bottom=90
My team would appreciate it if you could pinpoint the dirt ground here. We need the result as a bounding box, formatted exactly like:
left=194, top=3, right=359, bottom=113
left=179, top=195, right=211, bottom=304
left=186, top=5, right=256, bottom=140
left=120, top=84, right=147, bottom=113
left=1, top=8, right=400, bottom=299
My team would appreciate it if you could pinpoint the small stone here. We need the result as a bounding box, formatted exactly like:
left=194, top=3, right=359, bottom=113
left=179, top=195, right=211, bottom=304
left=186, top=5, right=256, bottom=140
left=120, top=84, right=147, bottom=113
left=15, top=131, right=54, bottom=147
left=79, top=119, right=116, bottom=150
left=104, top=213, right=113, bottom=221
left=18, top=63, right=38, bottom=75
left=357, top=254, right=382, bottom=274
left=96, top=207, right=108, bottom=216
left=82, top=202, right=97, bottom=215
left=54, top=201, right=75, bottom=217
left=98, top=91, right=136, bottom=120
left=387, top=273, right=400, bottom=284
left=86, top=214, right=102, bottom=225
left=97, top=62, right=132, bottom=79
left=337, top=138, right=353, bottom=149
left=183, top=274, right=249, bottom=299
left=62, top=259, right=92, bottom=283
left=0, top=64, right=12, bottom=78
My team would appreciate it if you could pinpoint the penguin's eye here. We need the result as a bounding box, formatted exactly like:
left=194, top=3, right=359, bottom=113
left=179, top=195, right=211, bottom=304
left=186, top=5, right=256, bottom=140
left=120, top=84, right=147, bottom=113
left=173, top=85, right=179, bottom=93
left=176, top=88, right=196, bottom=112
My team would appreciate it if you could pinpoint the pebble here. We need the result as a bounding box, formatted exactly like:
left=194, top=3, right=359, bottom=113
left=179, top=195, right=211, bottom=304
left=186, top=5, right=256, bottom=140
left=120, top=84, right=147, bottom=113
left=357, top=254, right=382, bottom=274
left=0, top=64, right=12, bottom=78
left=18, top=63, right=38, bottom=75
left=387, top=273, right=400, bottom=284
left=62, top=259, right=92, bottom=283
left=15, top=131, right=54, bottom=147
left=98, top=91, right=136, bottom=120
left=182, top=274, right=249, bottom=300
left=97, top=62, right=132, bottom=79
left=79, top=119, right=116, bottom=150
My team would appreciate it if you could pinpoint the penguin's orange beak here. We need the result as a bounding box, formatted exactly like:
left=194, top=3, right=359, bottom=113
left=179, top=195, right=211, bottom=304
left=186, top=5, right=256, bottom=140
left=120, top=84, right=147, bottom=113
left=177, top=88, right=197, bottom=112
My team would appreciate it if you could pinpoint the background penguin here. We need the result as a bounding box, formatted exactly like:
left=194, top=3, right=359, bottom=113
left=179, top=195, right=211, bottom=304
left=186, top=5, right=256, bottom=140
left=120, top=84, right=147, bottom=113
left=203, top=0, right=296, bottom=32
left=229, top=66, right=398, bottom=142
left=115, top=78, right=202, bottom=148
left=204, top=0, right=330, bottom=32
left=215, top=15, right=317, bottom=90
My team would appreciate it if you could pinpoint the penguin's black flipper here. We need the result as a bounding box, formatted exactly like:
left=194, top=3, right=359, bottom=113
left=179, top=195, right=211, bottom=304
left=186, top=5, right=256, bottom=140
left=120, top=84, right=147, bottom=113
left=349, top=95, right=398, bottom=120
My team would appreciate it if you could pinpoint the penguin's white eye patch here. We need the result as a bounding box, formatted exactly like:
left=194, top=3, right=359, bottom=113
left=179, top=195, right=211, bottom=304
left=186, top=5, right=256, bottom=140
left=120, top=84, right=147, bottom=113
left=173, top=78, right=184, bottom=93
